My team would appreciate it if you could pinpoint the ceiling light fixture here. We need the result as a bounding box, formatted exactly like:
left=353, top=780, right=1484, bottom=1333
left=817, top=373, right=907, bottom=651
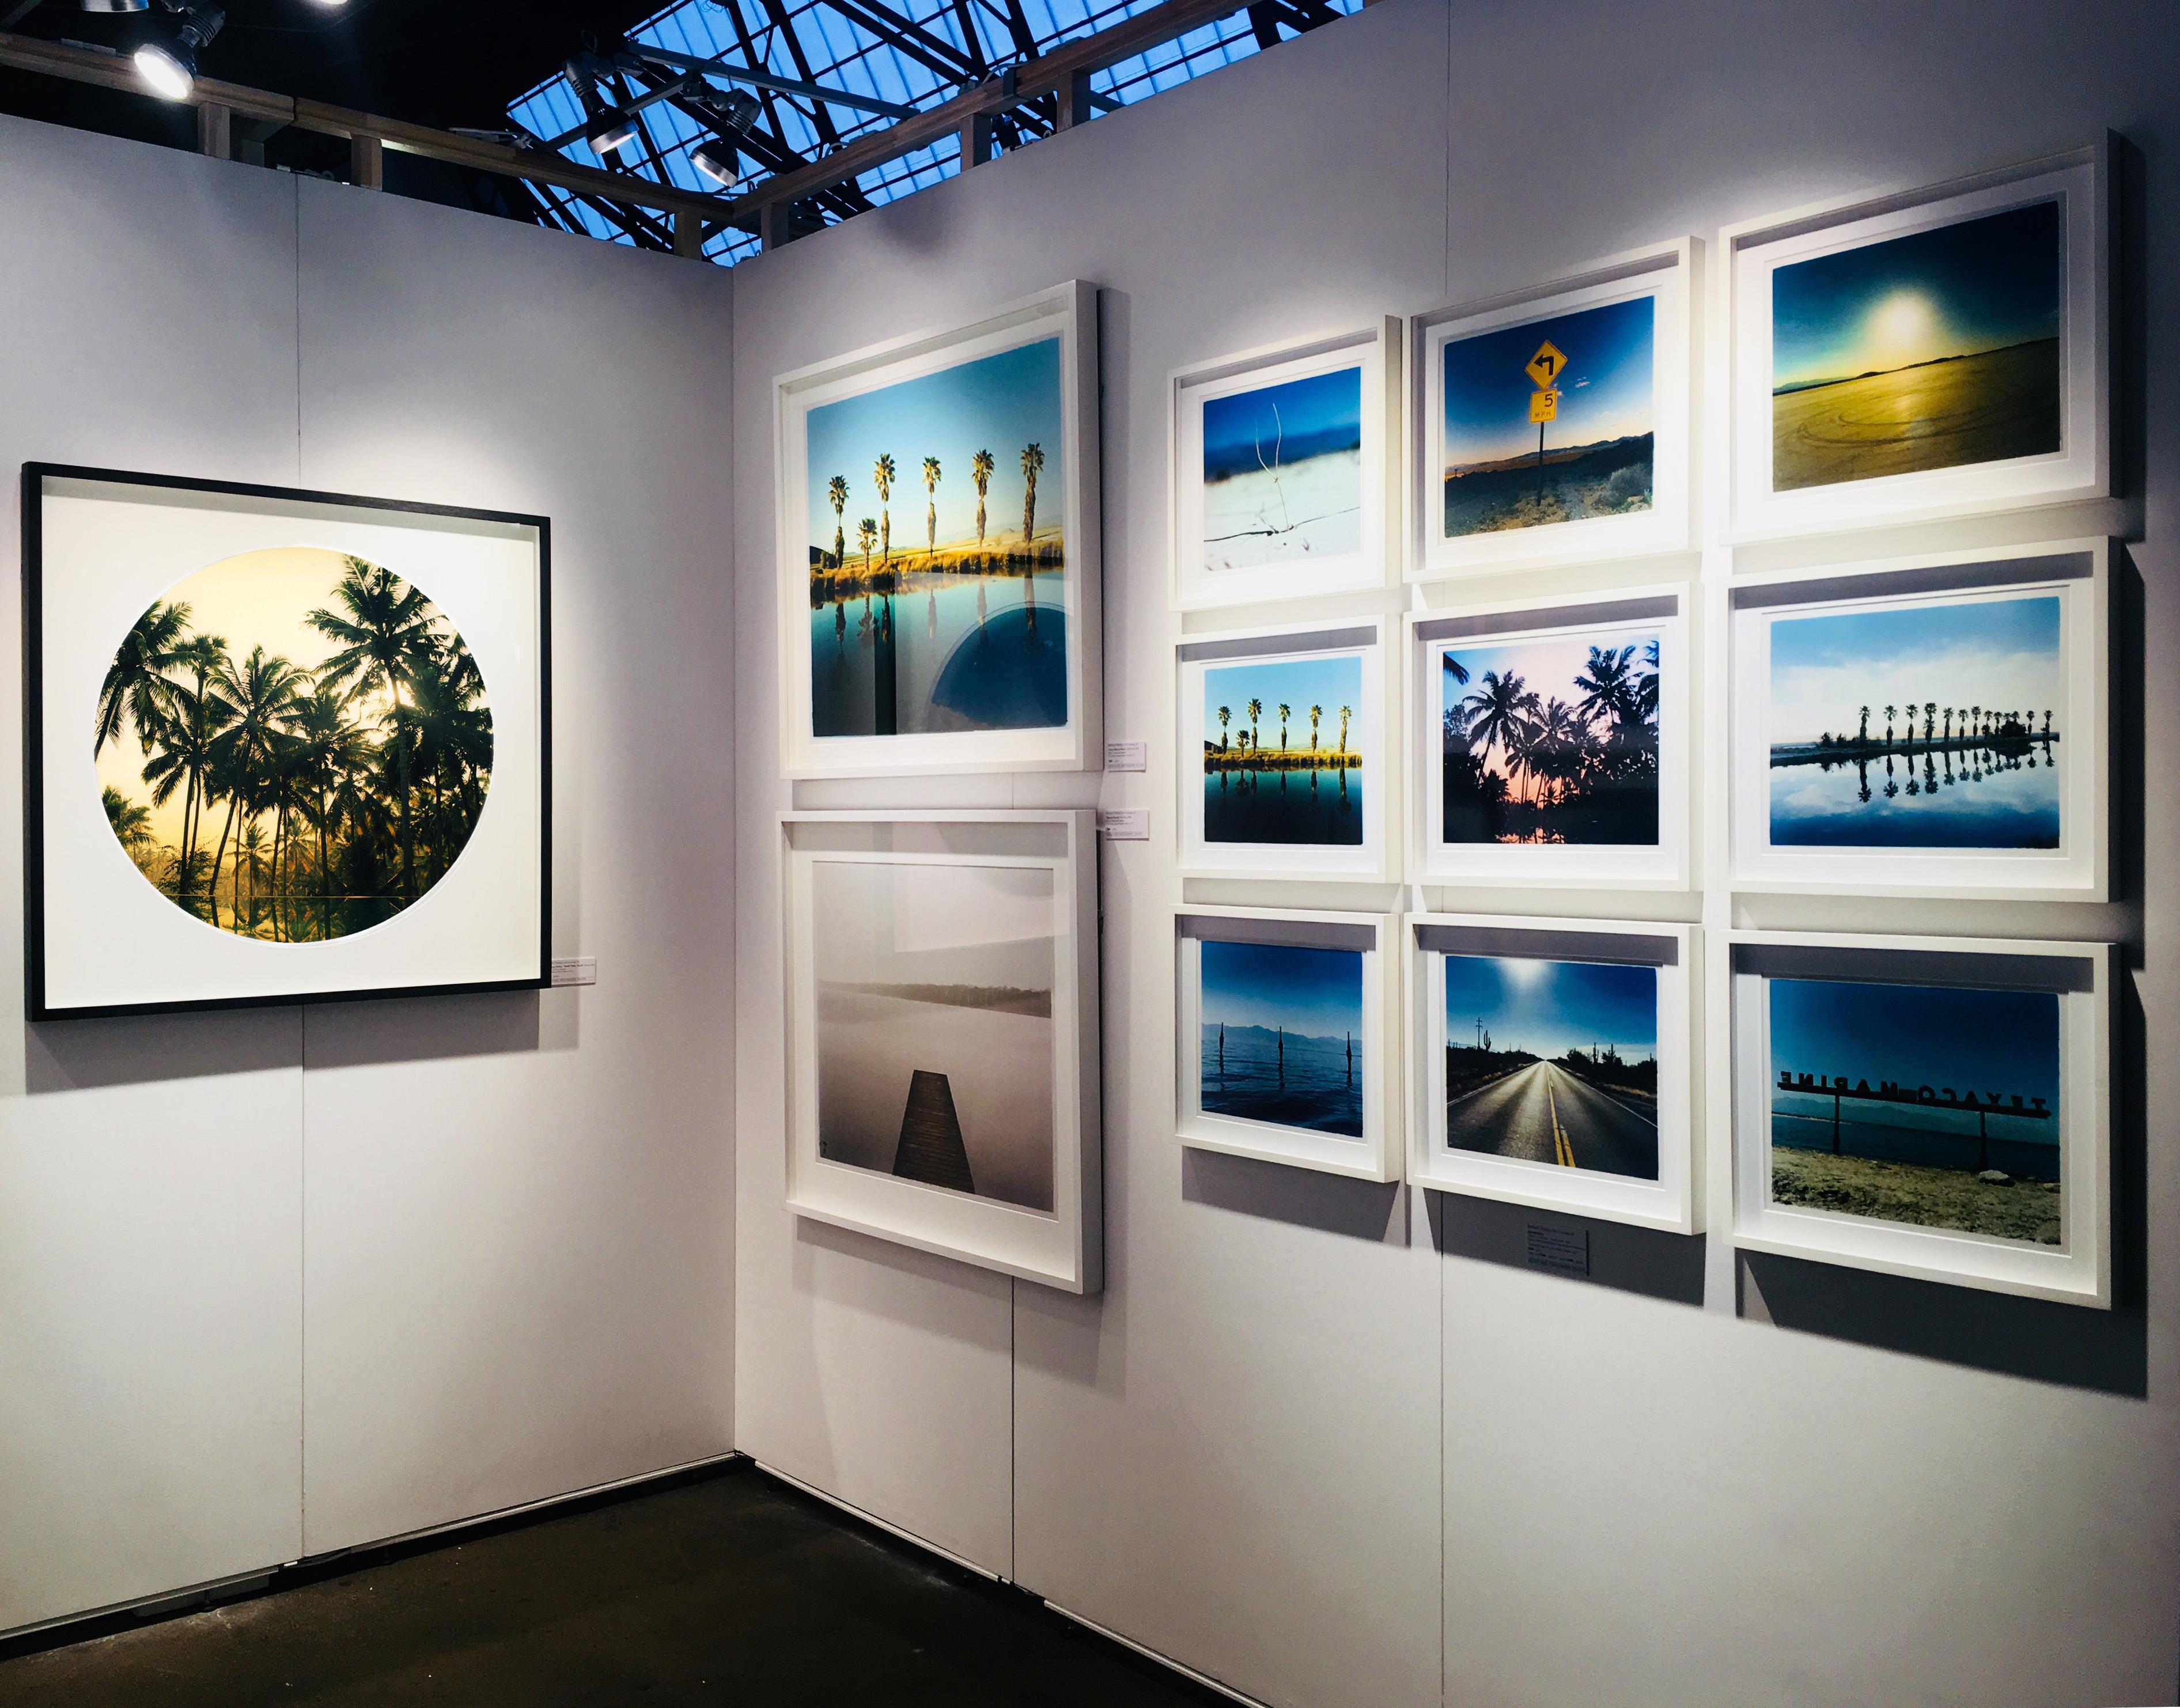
left=564, top=54, right=639, bottom=160
left=78, top=1, right=153, bottom=13
left=688, top=89, right=759, bottom=189
left=133, top=3, right=222, bottom=102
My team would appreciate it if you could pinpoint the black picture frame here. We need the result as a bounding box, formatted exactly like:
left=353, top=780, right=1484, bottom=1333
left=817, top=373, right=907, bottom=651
left=21, top=462, right=552, bottom=1021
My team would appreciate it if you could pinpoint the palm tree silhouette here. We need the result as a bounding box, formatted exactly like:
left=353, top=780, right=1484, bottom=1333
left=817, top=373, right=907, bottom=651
left=1924, top=703, right=1936, bottom=743
left=1462, top=669, right=1536, bottom=784
left=1858, top=705, right=1870, bottom=744
left=873, top=455, right=895, bottom=565
left=970, top=449, right=994, bottom=547
left=1246, top=698, right=1262, bottom=751
left=1216, top=705, right=1230, bottom=752
left=921, top=456, right=941, bottom=555
left=101, top=786, right=153, bottom=854
left=857, top=518, right=877, bottom=573
left=95, top=600, right=188, bottom=758
left=1020, top=444, right=1044, bottom=547
left=144, top=634, right=233, bottom=902
left=202, top=645, right=309, bottom=919
left=1277, top=703, right=1290, bottom=751
left=827, top=475, right=848, bottom=568
left=1338, top=705, right=1352, bottom=754
left=1309, top=705, right=1322, bottom=751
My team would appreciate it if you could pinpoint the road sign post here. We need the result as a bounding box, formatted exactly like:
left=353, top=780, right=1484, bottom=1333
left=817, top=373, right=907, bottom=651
left=1526, top=340, right=1566, bottom=491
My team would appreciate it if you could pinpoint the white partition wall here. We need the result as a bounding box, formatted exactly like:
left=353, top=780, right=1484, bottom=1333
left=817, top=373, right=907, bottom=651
left=0, top=118, right=738, bottom=1632
left=730, top=3, right=2180, bottom=1707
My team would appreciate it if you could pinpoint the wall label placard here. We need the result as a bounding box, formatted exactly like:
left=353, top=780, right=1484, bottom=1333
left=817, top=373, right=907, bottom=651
left=1106, top=740, right=1148, bottom=771
left=1098, top=809, right=1150, bottom=841
left=1526, top=1224, right=1590, bottom=1278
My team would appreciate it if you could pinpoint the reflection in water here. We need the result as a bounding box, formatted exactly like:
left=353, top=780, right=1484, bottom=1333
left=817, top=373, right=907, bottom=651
left=812, top=570, right=1066, bottom=737
left=1770, top=733, right=2060, bottom=849
left=1204, top=763, right=1364, bottom=847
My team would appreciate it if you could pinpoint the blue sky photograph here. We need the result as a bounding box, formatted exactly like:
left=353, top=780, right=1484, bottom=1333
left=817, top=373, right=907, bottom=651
left=1767, top=595, right=2062, bottom=745
left=1203, top=653, right=1362, bottom=748
left=1772, top=202, right=2061, bottom=392
left=805, top=337, right=1063, bottom=548
left=1201, top=940, right=1362, bottom=1040
left=1441, top=296, right=1655, bottom=471
left=1202, top=366, right=1362, bottom=481
left=1769, top=978, right=2060, bottom=1121
left=1443, top=955, right=1656, bottom=1061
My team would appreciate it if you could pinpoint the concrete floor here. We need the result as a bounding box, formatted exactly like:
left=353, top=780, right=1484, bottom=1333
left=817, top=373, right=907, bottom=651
left=0, top=1467, right=1217, bottom=1706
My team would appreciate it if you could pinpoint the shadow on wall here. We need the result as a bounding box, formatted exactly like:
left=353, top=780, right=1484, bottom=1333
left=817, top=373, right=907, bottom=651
left=1428, top=1190, right=1706, bottom=1306
left=1181, top=1146, right=1406, bottom=1245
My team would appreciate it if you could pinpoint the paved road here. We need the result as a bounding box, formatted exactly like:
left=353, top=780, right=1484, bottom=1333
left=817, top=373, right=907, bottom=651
left=1445, top=1060, right=1658, bottom=1179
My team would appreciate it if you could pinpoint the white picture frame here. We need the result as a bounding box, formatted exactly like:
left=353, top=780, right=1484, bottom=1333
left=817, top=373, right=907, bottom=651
left=1171, top=319, right=1401, bottom=610
left=774, top=281, right=1103, bottom=778
left=781, top=811, right=1102, bottom=1294
left=1720, top=142, right=2110, bottom=542
left=1725, top=537, right=2108, bottom=902
left=1176, top=614, right=1397, bottom=883
left=1175, top=907, right=1402, bottom=1183
left=1406, top=585, right=1690, bottom=891
left=1712, top=930, right=2112, bottom=1309
left=1411, top=238, right=1696, bottom=581
left=1405, top=913, right=1699, bottom=1235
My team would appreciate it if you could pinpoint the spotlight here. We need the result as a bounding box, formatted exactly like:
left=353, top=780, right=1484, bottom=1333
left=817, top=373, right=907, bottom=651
left=133, top=3, right=222, bottom=103
left=80, top=1, right=152, bottom=13
left=585, top=110, right=638, bottom=157
left=564, top=54, right=639, bottom=159
left=690, top=135, right=739, bottom=188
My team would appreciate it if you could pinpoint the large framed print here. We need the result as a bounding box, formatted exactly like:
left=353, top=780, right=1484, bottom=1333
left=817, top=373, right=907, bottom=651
left=1176, top=908, right=1401, bottom=1183
left=1407, top=586, right=1689, bottom=890
left=1722, top=142, right=2109, bottom=540
left=25, top=464, right=548, bottom=1020
left=781, top=811, right=1102, bottom=1293
left=1412, top=238, right=1695, bottom=580
left=775, top=282, right=1102, bottom=778
left=1171, top=320, right=1399, bottom=610
left=1406, top=914, right=1697, bottom=1234
left=1177, top=615, right=1395, bottom=882
left=1713, top=931, right=2111, bottom=1308
left=1727, top=539, right=2107, bottom=901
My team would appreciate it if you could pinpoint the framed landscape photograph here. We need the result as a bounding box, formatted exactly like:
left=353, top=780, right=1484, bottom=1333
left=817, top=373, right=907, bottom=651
left=1713, top=931, right=2112, bottom=1307
left=1723, top=142, right=2109, bottom=539
left=1727, top=538, right=2107, bottom=900
left=775, top=282, right=1102, bottom=778
left=1175, top=907, right=1401, bottom=1183
left=781, top=811, right=1101, bottom=1293
left=1407, top=588, right=1688, bottom=889
left=24, top=464, right=548, bottom=1020
left=1171, top=320, right=1399, bottom=609
left=1405, top=914, right=1697, bottom=1233
left=1176, top=615, right=1395, bottom=881
left=1412, top=238, right=1695, bottom=580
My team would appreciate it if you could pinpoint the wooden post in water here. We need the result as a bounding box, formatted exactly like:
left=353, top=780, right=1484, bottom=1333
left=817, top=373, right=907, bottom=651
left=1277, top=1024, right=1284, bottom=1086
left=1831, top=1082, right=1842, bottom=1154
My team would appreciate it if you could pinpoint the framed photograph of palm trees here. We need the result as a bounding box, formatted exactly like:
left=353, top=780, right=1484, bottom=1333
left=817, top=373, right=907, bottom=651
left=1720, top=141, right=2109, bottom=541
left=1411, top=238, right=1696, bottom=581
left=1176, top=615, right=1396, bottom=882
left=1725, top=537, right=2108, bottom=902
left=781, top=810, right=1102, bottom=1293
left=775, top=281, right=1102, bottom=778
left=1406, top=586, right=1689, bottom=890
left=24, top=464, right=549, bottom=1020
left=1170, top=320, right=1399, bottom=610
left=1176, top=907, right=1402, bottom=1183
left=1712, top=930, right=2113, bottom=1307
left=1405, top=913, right=1698, bottom=1234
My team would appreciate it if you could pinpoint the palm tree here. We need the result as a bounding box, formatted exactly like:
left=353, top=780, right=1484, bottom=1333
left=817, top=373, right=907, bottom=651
left=1971, top=705, right=1982, bottom=740
left=1216, top=705, right=1230, bottom=752
left=1462, top=670, right=1536, bottom=779
left=1884, top=704, right=1897, bottom=744
left=1943, top=707, right=1953, bottom=743
left=94, top=600, right=188, bottom=758
left=921, top=456, right=941, bottom=555
left=308, top=558, right=438, bottom=900
left=1338, top=705, right=1352, bottom=754
left=1573, top=644, right=1637, bottom=732
left=1924, top=702, right=1936, bottom=743
left=287, top=686, right=369, bottom=923
left=1246, top=698, right=1262, bottom=752
left=971, top=449, right=994, bottom=546
left=873, top=455, right=895, bottom=565
left=856, top=518, right=877, bottom=573
left=1309, top=705, right=1322, bottom=751
left=101, top=786, right=154, bottom=853
left=1277, top=703, right=1290, bottom=751
left=1858, top=705, right=1870, bottom=744
left=1020, top=443, right=1044, bottom=547
left=141, top=635, right=233, bottom=900
left=202, top=645, right=308, bottom=916
left=827, top=475, right=849, bottom=567
left=2043, top=709, right=2054, bottom=734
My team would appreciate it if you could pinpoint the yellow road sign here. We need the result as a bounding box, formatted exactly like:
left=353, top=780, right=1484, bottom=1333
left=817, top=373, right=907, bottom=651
left=1526, top=341, right=1566, bottom=388
left=1528, top=388, right=1560, bottom=425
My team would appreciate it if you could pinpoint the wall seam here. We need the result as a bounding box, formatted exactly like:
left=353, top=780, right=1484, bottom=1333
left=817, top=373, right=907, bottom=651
left=292, top=175, right=308, bottom=1561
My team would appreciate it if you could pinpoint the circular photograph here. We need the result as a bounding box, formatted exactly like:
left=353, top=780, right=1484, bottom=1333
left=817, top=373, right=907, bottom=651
left=93, top=548, right=493, bottom=943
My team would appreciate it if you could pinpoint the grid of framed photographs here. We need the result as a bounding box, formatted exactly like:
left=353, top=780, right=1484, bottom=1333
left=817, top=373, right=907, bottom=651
left=1163, top=138, right=2121, bottom=1297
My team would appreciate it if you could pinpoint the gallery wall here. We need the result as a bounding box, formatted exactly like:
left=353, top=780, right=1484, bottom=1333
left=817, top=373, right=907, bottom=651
left=729, top=3, right=2180, bottom=1706
left=0, top=116, right=739, bottom=1632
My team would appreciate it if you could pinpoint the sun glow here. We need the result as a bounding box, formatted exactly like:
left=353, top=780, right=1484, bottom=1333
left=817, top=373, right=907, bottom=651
left=1500, top=957, right=1550, bottom=993
left=1866, top=291, right=1939, bottom=368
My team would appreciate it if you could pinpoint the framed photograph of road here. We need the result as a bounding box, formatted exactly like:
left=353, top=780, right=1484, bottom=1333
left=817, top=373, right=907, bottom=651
left=1723, top=142, right=2109, bottom=540
left=1171, top=320, right=1399, bottom=610
left=781, top=810, right=1102, bottom=1294
left=1713, top=931, right=2112, bottom=1307
left=1176, top=614, right=1396, bottom=882
left=1176, top=907, right=1401, bottom=1183
left=775, top=281, right=1102, bottom=778
left=1406, top=914, right=1698, bottom=1234
left=24, top=464, right=549, bottom=1020
left=1411, top=238, right=1695, bottom=580
left=1727, top=537, right=2108, bottom=901
left=1407, top=586, right=1690, bottom=891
